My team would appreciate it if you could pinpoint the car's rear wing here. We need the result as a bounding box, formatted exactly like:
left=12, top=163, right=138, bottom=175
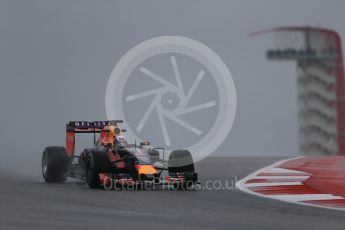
left=66, top=120, right=123, bottom=133
left=66, top=120, right=124, bottom=156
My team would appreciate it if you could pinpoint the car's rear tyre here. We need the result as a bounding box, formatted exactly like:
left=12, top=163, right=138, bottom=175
left=42, top=146, right=69, bottom=183
left=86, top=150, right=112, bottom=189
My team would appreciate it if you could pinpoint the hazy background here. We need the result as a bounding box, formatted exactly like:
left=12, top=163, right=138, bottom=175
left=0, top=0, right=344, bottom=173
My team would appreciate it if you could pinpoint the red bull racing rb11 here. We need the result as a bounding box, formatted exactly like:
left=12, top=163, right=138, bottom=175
left=41, top=120, right=198, bottom=190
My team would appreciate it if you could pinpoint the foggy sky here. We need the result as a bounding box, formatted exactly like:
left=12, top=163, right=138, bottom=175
left=0, top=0, right=344, bottom=174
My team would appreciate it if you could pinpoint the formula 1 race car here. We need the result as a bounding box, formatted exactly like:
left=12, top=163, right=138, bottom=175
left=41, top=120, right=198, bottom=190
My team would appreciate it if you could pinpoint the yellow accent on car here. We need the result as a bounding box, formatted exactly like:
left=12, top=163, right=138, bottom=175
left=138, top=165, right=157, bottom=175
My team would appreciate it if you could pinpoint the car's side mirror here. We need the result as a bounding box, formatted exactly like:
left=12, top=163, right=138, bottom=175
left=101, top=142, right=113, bottom=148
left=148, top=149, right=160, bottom=164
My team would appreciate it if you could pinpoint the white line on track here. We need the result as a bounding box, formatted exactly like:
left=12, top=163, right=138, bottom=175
left=245, top=182, right=303, bottom=188
left=263, top=167, right=310, bottom=174
left=268, top=194, right=345, bottom=202
left=254, top=176, right=310, bottom=180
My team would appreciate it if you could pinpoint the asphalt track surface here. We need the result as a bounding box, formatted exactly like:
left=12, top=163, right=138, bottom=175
left=1, top=157, right=345, bottom=230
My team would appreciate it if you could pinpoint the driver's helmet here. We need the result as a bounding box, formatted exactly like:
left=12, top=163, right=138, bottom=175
left=114, top=136, right=128, bottom=148
left=100, top=125, right=119, bottom=146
